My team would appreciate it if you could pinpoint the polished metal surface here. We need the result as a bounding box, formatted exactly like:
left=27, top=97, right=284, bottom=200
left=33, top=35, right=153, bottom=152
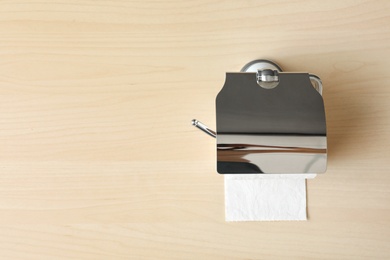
left=256, top=69, right=280, bottom=89
left=243, top=60, right=281, bottom=89
left=192, top=119, right=216, bottom=138
left=241, top=59, right=323, bottom=94
left=309, top=74, right=323, bottom=95
left=191, top=59, right=327, bottom=174
left=257, top=74, right=279, bottom=83
left=241, top=59, right=282, bottom=73
left=216, top=72, right=327, bottom=174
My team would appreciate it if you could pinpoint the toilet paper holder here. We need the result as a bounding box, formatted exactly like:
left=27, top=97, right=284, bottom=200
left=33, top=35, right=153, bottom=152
left=192, top=59, right=327, bottom=174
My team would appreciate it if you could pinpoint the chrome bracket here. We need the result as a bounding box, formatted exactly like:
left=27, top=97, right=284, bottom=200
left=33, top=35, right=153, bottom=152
left=192, top=59, right=327, bottom=174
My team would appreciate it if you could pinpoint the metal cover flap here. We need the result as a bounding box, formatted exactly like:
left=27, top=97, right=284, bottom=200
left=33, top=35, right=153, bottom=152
left=216, top=72, right=327, bottom=174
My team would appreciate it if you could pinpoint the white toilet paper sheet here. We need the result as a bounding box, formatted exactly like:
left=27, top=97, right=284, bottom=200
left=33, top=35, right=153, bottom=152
left=225, top=174, right=316, bottom=221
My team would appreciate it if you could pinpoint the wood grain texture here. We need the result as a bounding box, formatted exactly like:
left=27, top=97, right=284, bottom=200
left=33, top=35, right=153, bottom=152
left=0, top=0, right=390, bottom=259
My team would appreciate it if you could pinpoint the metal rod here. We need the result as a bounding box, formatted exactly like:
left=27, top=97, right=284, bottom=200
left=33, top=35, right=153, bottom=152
left=192, top=119, right=216, bottom=138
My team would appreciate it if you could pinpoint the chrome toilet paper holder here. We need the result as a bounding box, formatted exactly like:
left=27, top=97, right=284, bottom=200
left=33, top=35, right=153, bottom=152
left=192, top=59, right=327, bottom=174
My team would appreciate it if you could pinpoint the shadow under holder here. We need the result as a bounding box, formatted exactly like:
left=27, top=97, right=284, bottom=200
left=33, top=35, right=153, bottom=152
left=192, top=59, right=327, bottom=174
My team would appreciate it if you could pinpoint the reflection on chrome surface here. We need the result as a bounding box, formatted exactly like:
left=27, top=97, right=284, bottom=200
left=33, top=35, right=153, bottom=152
left=216, top=72, right=327, bottom=174
left=217, top=135, right=327, bottom=173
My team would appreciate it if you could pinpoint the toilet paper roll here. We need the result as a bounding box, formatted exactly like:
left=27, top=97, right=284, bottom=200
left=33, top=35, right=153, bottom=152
left=225, top=174, right=316, bottom=221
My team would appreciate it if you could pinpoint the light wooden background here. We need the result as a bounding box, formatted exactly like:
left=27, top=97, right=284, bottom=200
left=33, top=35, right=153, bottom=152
left=0, top=1, right=389, bottom=259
